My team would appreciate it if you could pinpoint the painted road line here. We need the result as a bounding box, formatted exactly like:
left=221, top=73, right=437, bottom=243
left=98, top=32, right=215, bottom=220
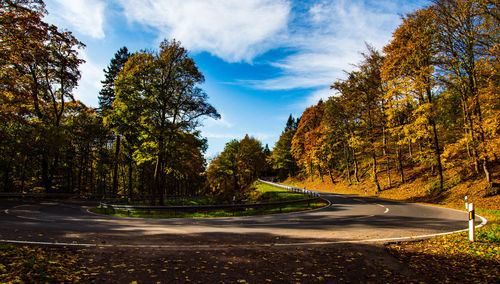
left=0, top=211, right=487, bottom=249
left=375, top=203, right=390, bottom=214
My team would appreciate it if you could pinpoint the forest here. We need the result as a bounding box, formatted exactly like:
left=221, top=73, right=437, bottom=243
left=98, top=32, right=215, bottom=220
left=0, top=0, right=219, bottom=205
left=266, top=0, right=499, bottom=196
left=1, top=0, right=499, bottom=204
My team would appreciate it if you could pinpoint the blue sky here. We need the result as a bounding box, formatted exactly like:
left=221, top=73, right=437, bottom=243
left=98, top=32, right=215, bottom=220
left=43, top=0, right=428, bottom=158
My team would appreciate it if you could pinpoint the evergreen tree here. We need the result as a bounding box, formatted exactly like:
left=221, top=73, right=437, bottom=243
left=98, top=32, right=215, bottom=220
left=263, top=144, right=271, bottom=156
left=98, top=47, right=131, bottom=197
left=98, top=46, right=131, bottom=113
left=285, top=114, right=295, bottom=131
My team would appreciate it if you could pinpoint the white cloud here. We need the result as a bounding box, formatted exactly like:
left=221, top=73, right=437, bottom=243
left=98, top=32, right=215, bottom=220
left=203, top=113, right=234, bottom=128
left=249, top=0, right=405, bottom=103
left=73, top=49, right=104, bottom=107
left=298, top=87, right=335, bottom=109
left=204, top=132, right=272, bottom=141
left=116, top=0, right=290, bottom=62
left=45, top=0, right=106, bottom=39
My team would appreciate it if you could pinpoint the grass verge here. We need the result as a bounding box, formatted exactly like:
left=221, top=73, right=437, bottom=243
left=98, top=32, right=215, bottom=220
left=91, top=201, right=326, bottom=218
left=92, top=182, right=327, bottom=218
left=386, top=209, right=499, bottom=282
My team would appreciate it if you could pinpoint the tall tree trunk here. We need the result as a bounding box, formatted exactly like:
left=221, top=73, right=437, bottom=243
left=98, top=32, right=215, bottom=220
left=89, top=154, right=94, bottom=195
left=431, top=122, right=444, bottom=191
left=387, top=159, right=391, bottom=188
left=128, top=158, right=133, bottom=202
left=112, top=135, right=121, bottom=198
left=309, top=161, right=314, bottom=181
left=139, top=165, right=145, bottom=201
left=408, top=141, right=413, bottom=159
left=152, top=155, right=160, bottom=206
left=372, top=150, right=381, bottom=193
left=20, top=157, right=27, bottom=193
left=426, top=86, right=444, bottom=191
left=483, top=158, right=491, bottom=184
left=353, top=154, right=360, bottom=183
left=344, top=143, right=352, bottom=185
left=42, top=154, right=52, bottom=193
left=397, top=143, right=405, bottom=183
left=327, top=165, right=335, bottom=184
left=77, top=162, right=82, bottom=195
left=158, top=164, right=165, bottom=206
left=383, top=127, right=391, bottom=188
left=346, top=159, right=352, bottom=185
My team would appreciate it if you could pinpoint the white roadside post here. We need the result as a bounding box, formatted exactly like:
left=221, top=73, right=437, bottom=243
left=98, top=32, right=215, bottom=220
left=465, top=195, right=468, bottom=210
left=468, top=202, right=475, bottom=242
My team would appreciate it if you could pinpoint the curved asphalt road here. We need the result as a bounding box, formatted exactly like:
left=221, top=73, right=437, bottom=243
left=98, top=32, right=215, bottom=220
left=0, top=190, right=484, bottom=248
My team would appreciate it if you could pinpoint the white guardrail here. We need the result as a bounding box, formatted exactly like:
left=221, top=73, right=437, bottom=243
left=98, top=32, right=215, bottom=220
left=258, top=179, right=321, bottom=198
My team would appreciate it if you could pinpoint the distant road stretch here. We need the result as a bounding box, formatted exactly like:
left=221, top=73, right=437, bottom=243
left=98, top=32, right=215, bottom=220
left=0, top=187, right=486, bottom=248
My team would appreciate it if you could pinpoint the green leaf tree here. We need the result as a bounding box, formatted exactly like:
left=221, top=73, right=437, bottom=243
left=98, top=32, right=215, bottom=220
left=113, top=39, right=219, bottom=205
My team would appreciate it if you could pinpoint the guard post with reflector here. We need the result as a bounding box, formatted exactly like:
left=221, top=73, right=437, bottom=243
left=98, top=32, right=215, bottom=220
left=468, top=202, right=475, bottom=242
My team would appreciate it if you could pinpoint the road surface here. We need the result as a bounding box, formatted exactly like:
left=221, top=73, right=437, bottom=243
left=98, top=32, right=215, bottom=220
left=0, top=190, right=482, bottom=248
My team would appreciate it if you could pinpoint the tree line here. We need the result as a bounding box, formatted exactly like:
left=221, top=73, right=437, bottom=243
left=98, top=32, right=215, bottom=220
left=1, top=0, right=498, bottom=202
left=205, top=135, right=270, bottom=201
left=268, top=0, right=499, bottom=194
left=0, top=0, right=219, bottom=204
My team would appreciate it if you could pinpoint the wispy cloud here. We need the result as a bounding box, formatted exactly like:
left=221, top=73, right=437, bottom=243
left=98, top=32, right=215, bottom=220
left=116, top=0, right=290, bottom=63
left=203, top=114, right=234, bottom=128
left=249, top=0, right=412, bottom=104
left=73, top=49, right=104, bottom=106
left=204, top=132, right=273, bottom=141
left=45, top=0, right=106, bottom=39
left=297, top=87, right=336, bottom=109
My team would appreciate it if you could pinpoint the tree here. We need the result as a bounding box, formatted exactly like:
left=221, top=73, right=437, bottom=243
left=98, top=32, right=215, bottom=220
left=291, top=102, right=324, bottom=180
left=237, top=134, right=267, bottom=187
left=382, top=7, right=445, bottom=190
left=330, top=79, right=365, bottom=184
left=433, top=0, right=499, bottom=184
left=269, top=129, right=298, bottom=179
left=285, top=114, right=299, bottom=131
left=99, top=47, right=131, bottom=197
left=206, top=136, right=266, bottom=200
left=98, top=46, right=131, bottom=114
left=1, top=0, right=84, bottom=192
left=113, top=39, right=219, bottom=205
left=331, top=47, right=385, bottom=192
left=323, top=96, right=355, bottom=184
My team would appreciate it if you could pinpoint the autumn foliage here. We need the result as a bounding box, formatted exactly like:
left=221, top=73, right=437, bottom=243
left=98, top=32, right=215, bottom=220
left=271, top=0, right=499, bottom=196
left=0, top=0, right=218, bottom=202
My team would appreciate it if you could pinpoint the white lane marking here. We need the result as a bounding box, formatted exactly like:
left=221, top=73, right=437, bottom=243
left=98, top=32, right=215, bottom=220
left=0, top=213, right=488, bottom=248
left=13, top=215, right=52, bottom=222
left=5, top=205, right=54, bottom=222
left=375, top=203, right=389, bottom=214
